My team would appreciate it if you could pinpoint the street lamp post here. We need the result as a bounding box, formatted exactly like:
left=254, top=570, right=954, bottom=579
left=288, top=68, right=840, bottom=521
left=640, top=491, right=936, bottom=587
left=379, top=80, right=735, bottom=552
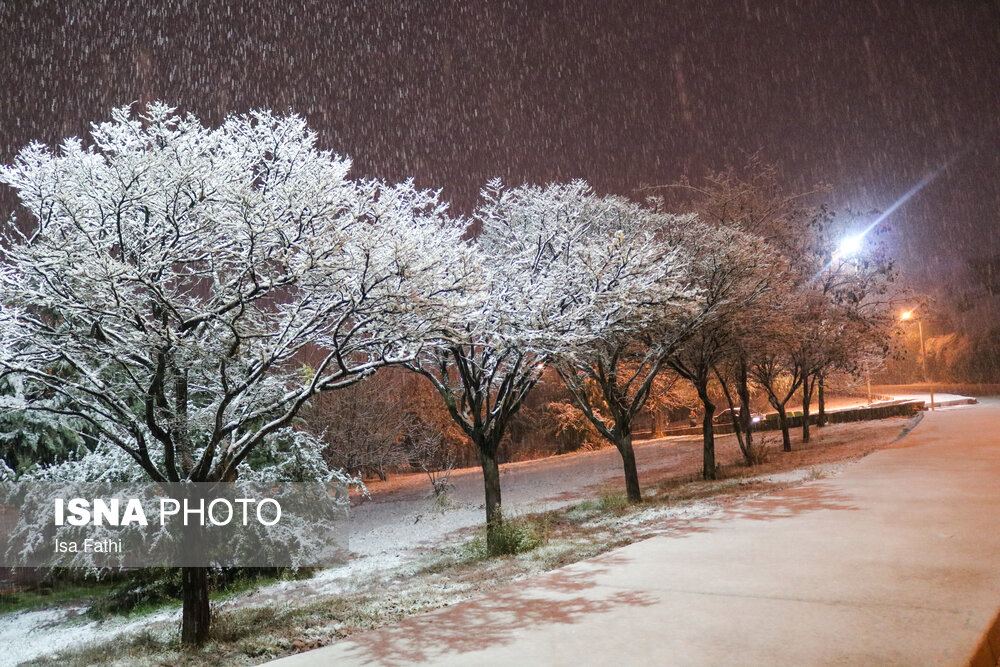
left=901, top=310, right=935, bottom=411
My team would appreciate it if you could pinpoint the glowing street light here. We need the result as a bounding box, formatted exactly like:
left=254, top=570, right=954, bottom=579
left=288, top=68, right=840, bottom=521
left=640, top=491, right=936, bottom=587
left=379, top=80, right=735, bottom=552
left=812, top=230, right=870, bottom=283
left=816, top=162, right=952, bottom=282
left=834, top=233, right=865, bottom=260
left=900, top=308, right=934, bottom=411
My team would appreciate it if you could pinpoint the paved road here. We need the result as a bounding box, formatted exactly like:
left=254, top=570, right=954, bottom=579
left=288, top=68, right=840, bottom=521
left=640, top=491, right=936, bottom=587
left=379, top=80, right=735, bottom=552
left=272, top=400, right=1000, bottom=666
left=346, top=418, right=766, bottom=569
left=346, top=393, right=929, bottom=568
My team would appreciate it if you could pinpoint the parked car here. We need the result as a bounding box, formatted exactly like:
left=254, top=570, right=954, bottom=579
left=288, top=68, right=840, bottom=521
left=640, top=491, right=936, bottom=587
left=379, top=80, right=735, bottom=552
left=713, top=407, right=764, bottom=425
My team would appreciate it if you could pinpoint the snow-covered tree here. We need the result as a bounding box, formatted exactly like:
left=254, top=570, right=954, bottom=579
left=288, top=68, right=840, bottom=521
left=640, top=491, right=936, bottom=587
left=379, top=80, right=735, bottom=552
left=0, top=374, right=94, bottom=472
left=740, top=202, right=898, bottom=450
left=794, top=208, right=899, bottom=439
left=553, top=199, right=704, bottom=503
left=747, top=294, right=810, bottom=452
left=409, top=181, right=680, bottom=551
left=676, top=160, right=813, bottom=463
left=675, top=161, right=897, bottom=459
left=0, top=102, right=472, bottom=644
left=666, top=225, right=776, bottom=479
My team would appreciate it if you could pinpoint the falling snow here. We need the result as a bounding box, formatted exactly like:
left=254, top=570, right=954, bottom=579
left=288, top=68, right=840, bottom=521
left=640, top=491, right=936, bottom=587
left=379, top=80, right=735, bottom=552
left=1, top=1, right=999, bottom=661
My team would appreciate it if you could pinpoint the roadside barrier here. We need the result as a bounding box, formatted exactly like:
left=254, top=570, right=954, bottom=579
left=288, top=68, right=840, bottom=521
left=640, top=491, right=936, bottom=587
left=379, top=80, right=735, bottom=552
left=655, top=400, right=926, bottom=438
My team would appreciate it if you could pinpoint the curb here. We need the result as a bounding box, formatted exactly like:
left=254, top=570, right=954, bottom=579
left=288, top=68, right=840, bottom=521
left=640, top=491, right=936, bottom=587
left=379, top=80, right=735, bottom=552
left=894, top=411, right=924, bottom=441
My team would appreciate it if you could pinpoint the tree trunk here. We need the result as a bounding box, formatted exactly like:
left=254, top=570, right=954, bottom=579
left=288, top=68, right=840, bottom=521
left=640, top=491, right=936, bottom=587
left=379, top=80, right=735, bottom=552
left=698, top=383, right=717, bottom=480
left=181, top=566, right=210, bottom=645
left=801, top=376, right=814, bottom=443
left=729, top=407, right=746, bottom=460
left=477, top=441, right=503, bottom=553
left=651, top=410, right=663, bottom=439
left=736, top=358, right=754, bottom=460
left=614, top=431, right=642, bottom=503
left=775, top=403, right=791, bottom=452
left=715, top=366, right=746, bottom=461
left=817, top=374, right=827, bottom=427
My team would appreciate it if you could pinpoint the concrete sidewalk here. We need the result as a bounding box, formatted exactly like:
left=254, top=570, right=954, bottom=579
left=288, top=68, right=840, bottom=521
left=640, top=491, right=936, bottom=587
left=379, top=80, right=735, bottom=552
left=272, top=401, right=1000, bottom=667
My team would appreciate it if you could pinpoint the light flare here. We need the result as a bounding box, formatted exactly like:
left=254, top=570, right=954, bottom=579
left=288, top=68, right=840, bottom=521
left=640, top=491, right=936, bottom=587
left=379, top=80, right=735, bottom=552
left=812, top=161, right=953, bottom=282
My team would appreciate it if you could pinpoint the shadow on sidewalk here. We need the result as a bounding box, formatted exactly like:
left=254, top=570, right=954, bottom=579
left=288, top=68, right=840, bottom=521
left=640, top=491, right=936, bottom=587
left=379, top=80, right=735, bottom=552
left=724, top=483, right=859, bottom=522
left=643, top=483, right=860, bottom=540
left=328, top=553, right=655, bottom=665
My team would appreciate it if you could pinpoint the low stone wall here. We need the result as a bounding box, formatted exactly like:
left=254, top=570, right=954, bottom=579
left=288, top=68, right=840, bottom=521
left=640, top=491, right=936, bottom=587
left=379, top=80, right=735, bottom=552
left=656, top=401, right=924, bottom=438
left=781, top=401, right=924, bottom=427
left=873, top=383, right=1000, bottom=397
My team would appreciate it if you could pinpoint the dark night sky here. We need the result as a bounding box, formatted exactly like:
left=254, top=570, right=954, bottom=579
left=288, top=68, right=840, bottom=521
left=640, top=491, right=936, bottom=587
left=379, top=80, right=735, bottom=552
left=2, top=0, right=998, bottom=292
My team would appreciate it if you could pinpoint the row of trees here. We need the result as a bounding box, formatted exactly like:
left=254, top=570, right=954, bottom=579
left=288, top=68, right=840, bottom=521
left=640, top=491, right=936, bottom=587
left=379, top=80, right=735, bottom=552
left=0, top=104, right=896, bottom=644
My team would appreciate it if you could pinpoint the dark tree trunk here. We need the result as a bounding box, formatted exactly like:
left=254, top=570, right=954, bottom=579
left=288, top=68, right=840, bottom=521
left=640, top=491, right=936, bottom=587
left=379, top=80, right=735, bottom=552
left=181, top=566, right=210, bottom=645
left=817, top=374, right=827, bottom=426
left=477, top=440, right=503, bottom=553
left=736, top=358, right=754, bottom=459
left=715, top=366, right=746, bottom=461
left=651, top=411, right=663, bottom=439
left=698, top=383, right=717, bottom=480
left=614, top=431, right=642, bottom=503
left=801, top=376, right=815, bottom=443
left=729, top=408, right=746, bottom=460
left=775, top=403, right=791, bottom=452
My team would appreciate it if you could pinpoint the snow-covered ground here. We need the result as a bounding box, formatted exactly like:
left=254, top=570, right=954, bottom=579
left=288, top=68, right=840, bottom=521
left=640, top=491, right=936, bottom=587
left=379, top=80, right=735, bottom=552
left=0, top=434, right=735, bottom=665
left=0, top=604, right=183, bottom=667
left=0, top=403, right=946, bottom=666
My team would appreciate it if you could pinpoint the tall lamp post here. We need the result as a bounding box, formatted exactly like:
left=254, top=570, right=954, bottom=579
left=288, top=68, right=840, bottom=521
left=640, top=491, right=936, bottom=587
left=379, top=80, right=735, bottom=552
left=900, top=309, right=934, bottom=411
